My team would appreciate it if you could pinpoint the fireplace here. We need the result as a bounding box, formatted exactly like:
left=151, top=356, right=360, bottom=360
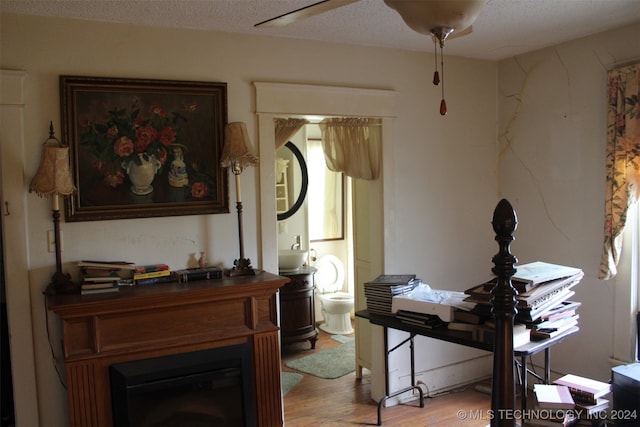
left=110, top=344, right=256, bottom=427
left=46, top=272, right=288, bottom=427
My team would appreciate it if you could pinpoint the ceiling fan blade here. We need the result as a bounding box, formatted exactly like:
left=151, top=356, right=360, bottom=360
left=255, top=0, right=360, bottom=28
left=446, top=25, right=473, bottom=40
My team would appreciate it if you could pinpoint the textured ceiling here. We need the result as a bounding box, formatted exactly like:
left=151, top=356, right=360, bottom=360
left=1, top=0, right=639, bottom=60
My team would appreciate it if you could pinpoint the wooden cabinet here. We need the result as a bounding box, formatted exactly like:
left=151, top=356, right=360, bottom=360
left=279, top=267, right=318, bottom=349
left=46, top=272, right=288, bottom=427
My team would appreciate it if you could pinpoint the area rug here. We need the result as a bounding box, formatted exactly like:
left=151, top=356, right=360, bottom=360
left=281, top=372, right=303, bottom=396
left=285, top=335, right=355, bottom=379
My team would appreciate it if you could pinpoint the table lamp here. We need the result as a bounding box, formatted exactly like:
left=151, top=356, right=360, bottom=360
left=29, top=122, right=77, bottom=295
left=220, top=122, right=259, bottom=276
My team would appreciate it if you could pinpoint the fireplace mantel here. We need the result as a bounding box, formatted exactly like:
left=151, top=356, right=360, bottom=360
left=46, top=271, right=289, bottom=427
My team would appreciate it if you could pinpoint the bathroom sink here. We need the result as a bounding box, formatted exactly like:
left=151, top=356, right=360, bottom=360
left=278, top=249, right=308, bottom=271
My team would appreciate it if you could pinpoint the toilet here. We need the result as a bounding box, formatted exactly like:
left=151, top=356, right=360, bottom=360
left=314, top=255, right=354, bottom=335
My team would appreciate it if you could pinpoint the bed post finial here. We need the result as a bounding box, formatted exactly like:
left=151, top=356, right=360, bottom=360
left=490, top=198, right=518, bottom=427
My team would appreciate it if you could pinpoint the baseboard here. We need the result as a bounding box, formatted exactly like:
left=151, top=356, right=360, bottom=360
left=382, top=354, right=493, bottom=407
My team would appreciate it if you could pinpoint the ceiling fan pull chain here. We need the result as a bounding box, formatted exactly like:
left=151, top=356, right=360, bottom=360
left=432, top=38, right=440, bottom=85
left=439, top=43, right=447, bottom=116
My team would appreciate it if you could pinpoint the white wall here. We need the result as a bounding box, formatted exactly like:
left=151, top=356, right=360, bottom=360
left=498, top=23, right=640, bottom=382
left=1, top=12, right=498, bottom=426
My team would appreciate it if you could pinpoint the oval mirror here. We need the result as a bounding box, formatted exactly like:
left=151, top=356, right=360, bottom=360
left=276, top=141, right=308, bottom=221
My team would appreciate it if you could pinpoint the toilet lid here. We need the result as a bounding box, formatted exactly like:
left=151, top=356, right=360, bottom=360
left=315, top=255, right=345, bottom=293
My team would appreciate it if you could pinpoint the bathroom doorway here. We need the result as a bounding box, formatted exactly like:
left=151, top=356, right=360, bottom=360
left=286, top=123, right=354, bottom=335
left=256, top=81, right=397, bottom=396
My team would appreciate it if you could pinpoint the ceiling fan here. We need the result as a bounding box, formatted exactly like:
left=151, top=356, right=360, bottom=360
left=255, top=0, right=488, bottom=115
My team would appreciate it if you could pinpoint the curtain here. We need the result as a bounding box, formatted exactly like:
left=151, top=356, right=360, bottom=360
left=274, top=118, right=309, bottom=150
left=599, top=63, right=640, bottom=280
left=318, top=117, right=382, bottom=180
left=307, top=138, right=342, bottom=240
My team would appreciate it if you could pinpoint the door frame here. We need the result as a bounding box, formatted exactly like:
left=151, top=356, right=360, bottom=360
left=254, top=82, right=397, bottom=401
left=0, top=69, right=41, bottom=426
left=254, top=82, right=397, bottom=271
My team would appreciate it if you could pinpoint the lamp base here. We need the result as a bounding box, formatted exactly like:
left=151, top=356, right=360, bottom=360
left=225, top=258, right=257, bottom=277
left=44, top=271, right=78, bottom=296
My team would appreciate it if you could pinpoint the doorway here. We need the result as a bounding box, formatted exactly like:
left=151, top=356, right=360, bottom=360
left=1, top=69, right=40, bottom=426
left=1, top=222, right=15, bottom=427
left=255, top=82, right=397, bottom=397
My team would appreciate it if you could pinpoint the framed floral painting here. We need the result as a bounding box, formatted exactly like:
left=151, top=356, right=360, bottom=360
left=60, top=76, right=229, bottom=221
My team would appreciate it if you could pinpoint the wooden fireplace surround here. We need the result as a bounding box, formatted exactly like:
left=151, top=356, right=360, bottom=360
left=46, top=271, right=289, bottom=427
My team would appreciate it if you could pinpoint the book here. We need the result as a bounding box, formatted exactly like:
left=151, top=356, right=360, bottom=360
left=173, top=267, right=223, bottom=283
left=510, top=262, right=583, bottom=286
left=530, top=321, right=579, bottom=341
left=80, top=267, right=122, bottom=277
left=395, top=310, right=447, bottom=328
left=533, top=314, right=579, bottom=331
left=133, top=269, right=171, bottom=281
left=78, top=260, right=136, bottom=284
left=81, top=275, right=121, bottom=283
left=480, top=262, right=583, bottom=294
left=133, top=263, right=170, bottom=274
left=537, top=301, right=581, bottom=322
left=534, top=384, right=576, bottom=409
left=553, top=374, right=611, bottom=404
left=574, top=397, right=609, bottom=415
left=81, top=281, right=117, bottom=290
left=513, top=323, right=531, bottom=348
left=481, top=323, right=531, bottom=348
left=367, top=274, right=416, bottom=285
left=81, top=285, right=120, bottom=295
left=453, top=309, right=486, bottom=324
left=77, top=260, right=136, bottom=270
left=134, top=275, right=176, bottom=286
left=516, top=290, right=576, bottom=323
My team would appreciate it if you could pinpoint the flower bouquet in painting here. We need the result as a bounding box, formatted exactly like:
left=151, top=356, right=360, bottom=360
left=76, top=100, right=219, bottom=203
left=79, top=102, right=194, bottom=195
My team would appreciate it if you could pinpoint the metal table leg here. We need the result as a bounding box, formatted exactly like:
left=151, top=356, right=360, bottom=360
left=377, top=328, right=424, bottom=426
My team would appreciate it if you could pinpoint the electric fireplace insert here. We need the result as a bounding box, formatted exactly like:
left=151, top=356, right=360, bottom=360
left=109, top=343, right=256, bottom=427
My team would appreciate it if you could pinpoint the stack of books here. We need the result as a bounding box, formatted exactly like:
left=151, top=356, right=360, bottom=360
left=364, top=274, right=418, bottom=316
left=78, top=261, right=136, bottom=295
left=463, top=261, right=584, bottom=341
left=553, top=374, right=611, bottom=416
left=395, top=310, right=447, bottom=329
left=133, top=263, right=173, bottom=285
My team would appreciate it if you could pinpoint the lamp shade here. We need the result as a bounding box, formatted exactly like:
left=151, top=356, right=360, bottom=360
left=220, top=122, right=259, bottom=171
left=29, top=145, right=76, bottom=197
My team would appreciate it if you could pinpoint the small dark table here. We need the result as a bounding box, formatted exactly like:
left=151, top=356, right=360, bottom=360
left=279, top=266, right=319, bottom=349
left=356, top=309, right=579, bottom=425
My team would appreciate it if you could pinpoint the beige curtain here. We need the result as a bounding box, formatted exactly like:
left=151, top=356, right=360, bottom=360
left=274, top=118, right=309, bottom=150
left=599, top=63, right=640, bottom=280
left=318, top=117, right=382, bottom=180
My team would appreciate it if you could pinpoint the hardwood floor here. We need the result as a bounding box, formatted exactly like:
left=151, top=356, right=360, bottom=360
left=281, top=326, right=493, bottom=426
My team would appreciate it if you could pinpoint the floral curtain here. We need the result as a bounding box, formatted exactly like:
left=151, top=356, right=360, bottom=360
left=318, top=117, right=382, bottom=180
left=599, top=63, right=640, bottom=280
left=274, top=118, right=309, bottom=150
